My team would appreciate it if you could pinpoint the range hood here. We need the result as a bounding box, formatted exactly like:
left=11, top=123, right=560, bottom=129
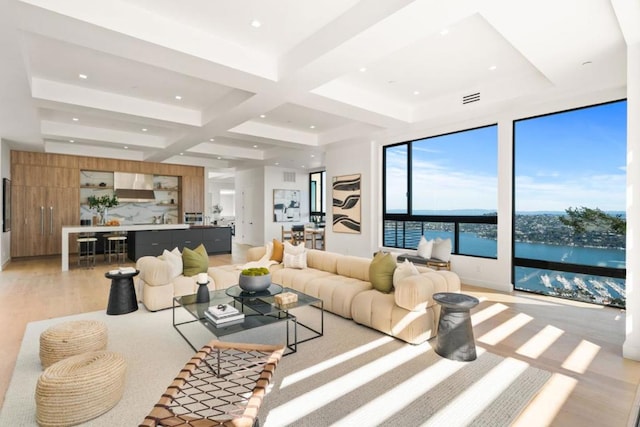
left=113, top=173, right=156, bottom=201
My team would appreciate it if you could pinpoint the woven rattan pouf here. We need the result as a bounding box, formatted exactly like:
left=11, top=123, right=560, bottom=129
left=35, top=351, right=127, bottom=427
left=39, top=320, right=108, bottom=368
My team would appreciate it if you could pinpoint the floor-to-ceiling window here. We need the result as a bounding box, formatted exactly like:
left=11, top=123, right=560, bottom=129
left=513, top=100, right=627, bottom=307
left=383, top=125, right=498, bottom=257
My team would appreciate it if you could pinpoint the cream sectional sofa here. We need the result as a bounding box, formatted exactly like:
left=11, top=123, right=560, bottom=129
left=207, top=246, right=461, bottom=344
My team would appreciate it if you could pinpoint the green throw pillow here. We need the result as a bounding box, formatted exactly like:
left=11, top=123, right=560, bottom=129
left=369, top=251, right=396, bottom=293
left=182, top=244, right=208, bottom=277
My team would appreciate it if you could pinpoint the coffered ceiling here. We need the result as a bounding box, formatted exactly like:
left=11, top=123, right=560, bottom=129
left=0, top=0, right=635, bottom=174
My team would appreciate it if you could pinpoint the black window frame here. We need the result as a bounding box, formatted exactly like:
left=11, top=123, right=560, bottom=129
left=512, top=99, right=627, bottom=302
left=382, top=124, right=498, bottom=258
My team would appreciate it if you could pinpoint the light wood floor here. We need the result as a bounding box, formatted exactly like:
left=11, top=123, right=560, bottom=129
left=1, top=245, right=639, bottom=426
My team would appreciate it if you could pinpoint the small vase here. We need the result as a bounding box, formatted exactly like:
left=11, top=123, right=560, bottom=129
left=196, top=281, right=210, bottom=303
left=99, top=208, right=107, bottom=225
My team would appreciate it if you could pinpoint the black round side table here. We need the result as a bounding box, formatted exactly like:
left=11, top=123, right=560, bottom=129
left=105, top=270, right=139, bottom=315
left=433, top=292, right=480, bottom=361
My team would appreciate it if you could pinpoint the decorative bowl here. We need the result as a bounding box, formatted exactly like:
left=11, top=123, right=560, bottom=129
left=238, top=272, right=271, bottom=293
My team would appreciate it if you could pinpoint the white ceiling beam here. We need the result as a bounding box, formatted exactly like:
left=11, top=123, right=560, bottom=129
left=40, top=120, right=166, bottom=147
left=228, top=121, right=318, bottom=146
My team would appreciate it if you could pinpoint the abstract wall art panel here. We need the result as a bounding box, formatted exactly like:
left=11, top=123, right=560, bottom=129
left=332, top=174, right=361, bottom=233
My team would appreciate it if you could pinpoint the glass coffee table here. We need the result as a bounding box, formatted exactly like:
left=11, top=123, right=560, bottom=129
left=173, top=284, right=323, bottom=355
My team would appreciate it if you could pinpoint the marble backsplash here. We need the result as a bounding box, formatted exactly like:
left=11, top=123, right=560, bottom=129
left=80, top=202, right=179, bottom=225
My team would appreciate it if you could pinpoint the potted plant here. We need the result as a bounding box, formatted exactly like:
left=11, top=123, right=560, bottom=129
left=88, top=193, right=119, bottom=225
left=238, top=267, right=271, bottom=293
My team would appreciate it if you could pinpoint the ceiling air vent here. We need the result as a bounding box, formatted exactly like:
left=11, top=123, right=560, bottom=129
left=462, top=92, right=481, bottom=105
left=283, top=171, right=296, bottom=183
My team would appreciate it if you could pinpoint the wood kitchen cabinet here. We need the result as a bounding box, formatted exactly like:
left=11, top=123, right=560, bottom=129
left=11, top=165, right=79, bottom=257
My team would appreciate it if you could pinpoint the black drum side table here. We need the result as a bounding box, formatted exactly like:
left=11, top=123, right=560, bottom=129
left=105, top=270, right=139, bottom=315
left=433, top=292, right=480, bottom=361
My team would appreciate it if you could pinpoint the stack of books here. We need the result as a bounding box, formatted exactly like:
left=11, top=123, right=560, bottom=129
left=204, top=303, right=245, bottom=326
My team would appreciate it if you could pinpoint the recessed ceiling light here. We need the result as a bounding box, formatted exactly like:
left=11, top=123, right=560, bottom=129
left=301, top=165, right=306, bottom=168
left=78, top=73, right=88, bottom=79
left=260, top=114, right=266, bottom=118
left=413, top=90, right=420, bottom=95
left=489, top=65, right=497, bottom=71
left=275, top=162, right=279, bottom=166
left=209, top=138, right=215, bottom=142
left=69, top=139, right=74, bottom=143
left=179, top=152, right=184, bottom=156
left=250, top=19, right=261, bottom=28
left=217, top=156, right=222, bottom=160
left=440, top=29, right=449, bottom=36
left=142, top=128, right=148, bottom=132
left=175, top=95, right=182, bottom=100
left=309, top=125, right=316, bottom=129
left=72, top=117, right=79, bottom=121
left=252, top=145, right=258, bottom=148
left=359, top=67, right=367, bottom=72
left=310, top=154, right=315, bottom=158
left=124, top=146, right=128, bottom=149
left=582, top=61, right=592, bottom=66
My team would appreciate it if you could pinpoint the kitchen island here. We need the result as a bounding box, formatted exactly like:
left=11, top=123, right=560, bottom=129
left=127, top=226, right=232, bottom=260
left=61, top=224, right=189, bottom=271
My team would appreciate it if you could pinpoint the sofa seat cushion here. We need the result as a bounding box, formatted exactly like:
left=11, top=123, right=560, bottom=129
left=395, top=271, right=461, bottom=312
left=303, top=275, right=373, bottom=319
left=351, top=290, right=438, bottom=344
left=207, top=265, right=241, bottom=290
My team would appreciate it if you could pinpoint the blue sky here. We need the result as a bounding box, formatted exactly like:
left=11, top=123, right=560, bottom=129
left=386, top=100, right=627, bottom=213
left=515, top=100, right=626, bottom=212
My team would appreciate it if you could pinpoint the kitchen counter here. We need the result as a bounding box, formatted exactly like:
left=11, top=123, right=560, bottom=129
left=61, top=223, right=190, bottom=271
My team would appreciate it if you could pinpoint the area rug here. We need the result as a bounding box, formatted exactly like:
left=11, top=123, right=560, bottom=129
left=0, top=306, right=551, bottom=426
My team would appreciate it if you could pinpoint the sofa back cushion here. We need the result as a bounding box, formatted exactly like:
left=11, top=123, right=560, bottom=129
left=306, top=250, right=340, bottom=273
left=336, top=255, right=371, bottom=282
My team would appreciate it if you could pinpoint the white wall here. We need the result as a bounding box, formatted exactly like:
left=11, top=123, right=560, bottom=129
left=324, top=140, right=376, bottom=258
left=0, top=140, right=8, bottom=269
left=234, top=168, right=264, bottom=246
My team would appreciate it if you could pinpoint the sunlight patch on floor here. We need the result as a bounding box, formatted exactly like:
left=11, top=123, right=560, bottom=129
left=329, top=348, right=486, bottom=426
left=561, top=339, right=600, bottom=374
left=263, top=341, right=432, bottom=426
left=471, top=302, right=509, bottom=326
left=423, top=356, right=531, bottom=426
left=280, top=335, right=394, bottom=389
left=512, top=373, right=578, bottom=426
left=516, top=325, right=565, bottom=359
left=477, top=313, right=533, bottom=346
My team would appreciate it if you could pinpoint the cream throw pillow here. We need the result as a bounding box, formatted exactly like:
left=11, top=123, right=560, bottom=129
left=162, top=247, right=182, bottom=279
left=432, top=238, right=452, bottom=261
left=283, top=252, right=307, bottom=269
left=417, top=236, right=433, bottom=259
left=284, top=240, right=305, bottom=255
left=393, top=259, right=419, bottom=287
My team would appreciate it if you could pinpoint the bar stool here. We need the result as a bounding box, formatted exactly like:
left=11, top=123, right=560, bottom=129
left=104, top=233, right=127, bottom=264
left=77, top=235, right=97, bottom=267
